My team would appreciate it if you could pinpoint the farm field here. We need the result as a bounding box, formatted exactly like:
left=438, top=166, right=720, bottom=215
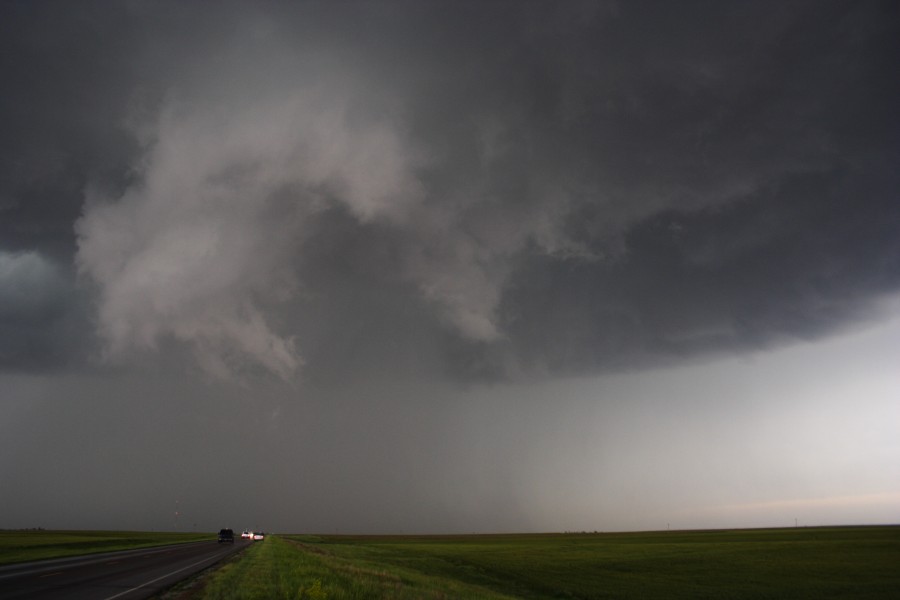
left=0, top=530, right=212, bottom=565
left=194, top=525, right=900, bottom=599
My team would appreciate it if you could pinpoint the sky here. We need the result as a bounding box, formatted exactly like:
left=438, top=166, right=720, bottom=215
left=1, top=0, right=898, bottom=534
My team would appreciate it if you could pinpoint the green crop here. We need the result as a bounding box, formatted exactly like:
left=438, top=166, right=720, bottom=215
left=0, top=530, right=212, bottom=565
left=197, top=526, right=900, bottom=599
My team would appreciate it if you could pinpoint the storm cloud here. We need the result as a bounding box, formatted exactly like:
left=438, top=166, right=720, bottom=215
left=1, top=1, right=898, bottom=533
left=7, top=0, right=877, bottom=381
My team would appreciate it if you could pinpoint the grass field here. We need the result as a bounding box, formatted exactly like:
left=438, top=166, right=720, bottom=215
left=193, top=526, right=900, bottom=599
left=0, top=530, right=213, bottom=565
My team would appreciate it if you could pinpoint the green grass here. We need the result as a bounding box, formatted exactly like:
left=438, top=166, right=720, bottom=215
left=198, top=526, right=900, bottom=599
left=0, top=530, right=213, bottom=565
left=200, top=535, right=516, bottom=599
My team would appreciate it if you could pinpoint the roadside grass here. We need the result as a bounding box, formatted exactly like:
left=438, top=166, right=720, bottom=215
left=195, top=527, right=900, bottom=599
left=0, top=530, right=212, bottom=565
left=199, top=535, right=516, bottom=599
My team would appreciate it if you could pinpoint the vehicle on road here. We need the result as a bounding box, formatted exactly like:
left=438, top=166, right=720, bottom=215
left=241, top=530, right=251, bottom=538
left=252, top=532, right=265, bottom=540
left=218, top=528, right=235, bottom=543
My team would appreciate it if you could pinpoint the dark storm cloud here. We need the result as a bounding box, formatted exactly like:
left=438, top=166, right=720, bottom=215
left=501, top=167, right=900, bottom=376
left=1, top=0, right=897, bottom=379
left=0, top=2, right=142, bottom=258
left=2, top=1, right=900, bottom=537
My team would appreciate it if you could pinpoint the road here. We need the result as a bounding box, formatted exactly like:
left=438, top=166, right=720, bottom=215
left=0, top=539, right=249, bottom=600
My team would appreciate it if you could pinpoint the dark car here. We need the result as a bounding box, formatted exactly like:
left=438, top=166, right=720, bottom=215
left=218, top=528, right=235, bottom=543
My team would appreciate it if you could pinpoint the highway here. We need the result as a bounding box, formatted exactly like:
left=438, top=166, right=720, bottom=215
left=0, top=539, right=248, bottom=599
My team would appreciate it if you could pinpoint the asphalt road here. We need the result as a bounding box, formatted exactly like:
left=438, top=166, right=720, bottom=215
left=0, top=539, right=249, bottom=600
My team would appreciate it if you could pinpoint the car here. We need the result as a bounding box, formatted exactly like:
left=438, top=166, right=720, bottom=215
left=241, top=530, right=251, bottom=539
left=252, top=532, right=265, bottom=540
left=218, top=528, right=235, bottom=543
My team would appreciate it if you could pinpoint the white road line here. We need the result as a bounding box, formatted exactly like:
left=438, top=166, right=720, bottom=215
left=101, top=550, right=226, bottom=600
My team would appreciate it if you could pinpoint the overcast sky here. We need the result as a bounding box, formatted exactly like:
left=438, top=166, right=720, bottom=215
left=1, top=0, right=898, bottom=534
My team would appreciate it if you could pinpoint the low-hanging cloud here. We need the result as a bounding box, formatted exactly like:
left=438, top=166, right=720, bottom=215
left=70, top=6, right=598, bottom=378
left=75, top=79, right=433, bottom=378
left=74, top=86, right=570, bottom=377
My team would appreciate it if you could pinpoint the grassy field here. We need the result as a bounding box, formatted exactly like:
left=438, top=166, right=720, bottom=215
left=192, top=526, right=900, bottom=599
left=196, top=534, right=515, bottom=600
left=0, top=530, right=213, bottom=565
